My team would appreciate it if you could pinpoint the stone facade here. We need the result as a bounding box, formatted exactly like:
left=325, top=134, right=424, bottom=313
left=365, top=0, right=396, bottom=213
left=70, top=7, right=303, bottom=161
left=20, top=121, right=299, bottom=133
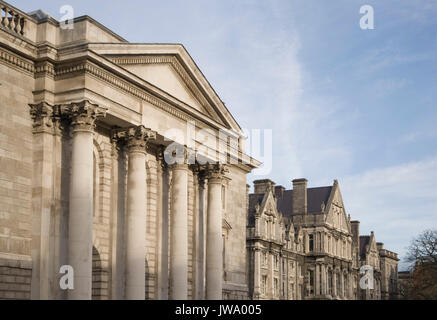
left=247, top=178, right=399, bottom=300
left=0, top=1, right=260, bottom=300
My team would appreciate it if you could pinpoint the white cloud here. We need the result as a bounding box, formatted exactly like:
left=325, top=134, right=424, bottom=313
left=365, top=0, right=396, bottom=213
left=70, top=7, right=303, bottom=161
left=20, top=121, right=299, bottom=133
left=340, top=157, right=437, bottom=269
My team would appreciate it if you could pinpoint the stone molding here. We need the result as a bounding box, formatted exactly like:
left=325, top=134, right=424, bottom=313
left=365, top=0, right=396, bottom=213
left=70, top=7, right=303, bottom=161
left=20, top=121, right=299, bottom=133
left=0, top=47, right=34, bottom=74
left=108, top=55, right=222, bottom=124
left=2, top=46, right=255, bottom=169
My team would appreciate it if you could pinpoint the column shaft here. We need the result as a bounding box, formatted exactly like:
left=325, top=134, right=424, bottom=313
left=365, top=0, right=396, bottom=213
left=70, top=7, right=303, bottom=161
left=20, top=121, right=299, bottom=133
left=68, top=129, right=94, bottom=300
left=114, top=125, right=155, bottom=300
left=170, top=164, right=188, bottom=299
left=156, top=157, right=169, bottom=300
left=193, top=172, right=205, bottom=299
left=206, top=178, right=223, bottom=300
left=125, top=150, right=147, bottom=299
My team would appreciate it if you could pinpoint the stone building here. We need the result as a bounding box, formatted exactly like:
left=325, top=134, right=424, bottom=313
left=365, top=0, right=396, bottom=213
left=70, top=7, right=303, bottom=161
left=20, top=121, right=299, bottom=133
left=0, top=1, right=259, bottom=300
left=247, top=178, right=399, bottom=300
left=357, top=231, right=399, bottom=300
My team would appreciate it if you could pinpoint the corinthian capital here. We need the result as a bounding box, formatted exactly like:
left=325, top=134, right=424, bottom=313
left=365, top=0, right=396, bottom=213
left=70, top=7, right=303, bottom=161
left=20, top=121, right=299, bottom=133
left=204, top=163, right=228, bottom=183
left=29, top=102, right=54, bottom=133
left=60, top=100, right=107, bottom=132
left=114, top=125, right=156, bottom=154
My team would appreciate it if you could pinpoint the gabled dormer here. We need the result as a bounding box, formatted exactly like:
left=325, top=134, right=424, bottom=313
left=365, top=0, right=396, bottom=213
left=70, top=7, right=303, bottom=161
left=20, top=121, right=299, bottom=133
left=360, top=231, right=380, bottom=270
left=325, top=180, right=351, bottom=234
left=248, top=179, right=285, bottom=242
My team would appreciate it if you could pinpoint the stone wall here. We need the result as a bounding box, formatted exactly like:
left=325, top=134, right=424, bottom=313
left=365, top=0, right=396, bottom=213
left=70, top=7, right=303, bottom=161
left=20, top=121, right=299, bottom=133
left=223, top=166, right=250, bottom=299
left=0, top=255, right=32, bottom=299
left=0, top=51, right=35, bottom=300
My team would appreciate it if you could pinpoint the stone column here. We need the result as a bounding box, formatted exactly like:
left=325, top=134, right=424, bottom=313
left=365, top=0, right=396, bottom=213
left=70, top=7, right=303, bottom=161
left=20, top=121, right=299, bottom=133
left=29, top=102, right=55, bottom=300
left=115, top=126, right=156, bottom=300
left=205, top=164, right=227, bottom=300
left=169, top=159, right=189, bottom=300
left=193, top=166, right=206, bottom=300
left=62, top=101, right=106, bottom=300
left=156, top=147, right=169, bottom=300
left=109, top=137, right=124, bottom=300
left=315, top=264, right=320, bottom=296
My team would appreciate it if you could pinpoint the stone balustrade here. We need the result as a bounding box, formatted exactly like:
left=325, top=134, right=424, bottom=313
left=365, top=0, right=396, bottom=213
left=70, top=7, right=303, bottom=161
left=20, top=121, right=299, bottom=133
left=0, top=1, right=26, bottom=36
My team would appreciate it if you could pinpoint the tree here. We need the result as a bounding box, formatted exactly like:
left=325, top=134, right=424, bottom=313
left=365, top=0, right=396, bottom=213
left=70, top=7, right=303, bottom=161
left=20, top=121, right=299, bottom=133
left=405, top=229, right=437, bottom=299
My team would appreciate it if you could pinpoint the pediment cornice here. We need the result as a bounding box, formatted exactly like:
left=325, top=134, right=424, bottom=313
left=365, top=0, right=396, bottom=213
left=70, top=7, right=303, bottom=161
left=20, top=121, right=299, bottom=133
left=88, top=43, right=242, bottom=133
left=106, top=54, right=224, bottom=125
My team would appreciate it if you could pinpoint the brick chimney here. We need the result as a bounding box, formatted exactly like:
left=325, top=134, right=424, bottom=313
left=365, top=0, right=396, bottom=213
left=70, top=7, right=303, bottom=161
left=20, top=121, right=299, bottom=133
left=292, top=178, right=307, bottom=214
left=351, top=220, right=360, bottom=247
left=253, top=179, right=275, bottom=194
left=275, top=185, right=285, bottom=198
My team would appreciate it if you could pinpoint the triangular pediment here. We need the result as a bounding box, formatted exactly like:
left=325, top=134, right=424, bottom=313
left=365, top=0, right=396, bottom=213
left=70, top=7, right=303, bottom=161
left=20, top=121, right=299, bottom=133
left=90, top=43, right=247, bottom=134
left=259, top=190, right=280, bottom=220
left=326, top=182, right=350, bottom=233
left=368, top=233, right=378, bottom=253
left=107, top=55, right=221, bottom=118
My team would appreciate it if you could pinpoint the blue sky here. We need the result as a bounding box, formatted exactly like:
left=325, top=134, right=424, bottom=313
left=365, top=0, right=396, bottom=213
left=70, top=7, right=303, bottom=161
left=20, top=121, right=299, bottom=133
left=10, top=0, right=437, bottom=269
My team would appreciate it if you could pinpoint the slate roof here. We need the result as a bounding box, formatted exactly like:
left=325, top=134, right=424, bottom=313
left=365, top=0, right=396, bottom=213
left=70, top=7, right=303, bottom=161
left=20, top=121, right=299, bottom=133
left=248, top=186, right=333, bottom=226
left=277, top=187, right=332, bottom=217
left=248, top=194, right=264, bottom=226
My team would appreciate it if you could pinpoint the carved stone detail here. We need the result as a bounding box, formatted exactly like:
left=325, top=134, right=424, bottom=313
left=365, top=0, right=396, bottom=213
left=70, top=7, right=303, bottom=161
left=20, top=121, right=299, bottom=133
left=59, top=100, right=107, bottom=132
left=114, top=125, right=156, bottom=154
left=156, top=145, right=167, bottom=171
left=29, top=102, right=54, bottom=134
left=204, top=163, right=228, bottom=183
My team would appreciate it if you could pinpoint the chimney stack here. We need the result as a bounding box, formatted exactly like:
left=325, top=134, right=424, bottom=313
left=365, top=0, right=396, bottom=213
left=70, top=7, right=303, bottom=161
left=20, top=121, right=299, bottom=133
left=292, top=178, right=307, bottom=214
left=253, top=179, right=275, bottom=194
left=351, top=221, right=360, bottom=247
left=275, top=185, right=285, bottom=198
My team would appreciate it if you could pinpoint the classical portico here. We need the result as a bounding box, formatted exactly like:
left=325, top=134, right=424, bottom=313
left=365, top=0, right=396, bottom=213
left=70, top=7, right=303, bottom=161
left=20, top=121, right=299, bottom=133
left=28, top=98, right=237, bottom=300
left=0, top=0, right=260, bottom=300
